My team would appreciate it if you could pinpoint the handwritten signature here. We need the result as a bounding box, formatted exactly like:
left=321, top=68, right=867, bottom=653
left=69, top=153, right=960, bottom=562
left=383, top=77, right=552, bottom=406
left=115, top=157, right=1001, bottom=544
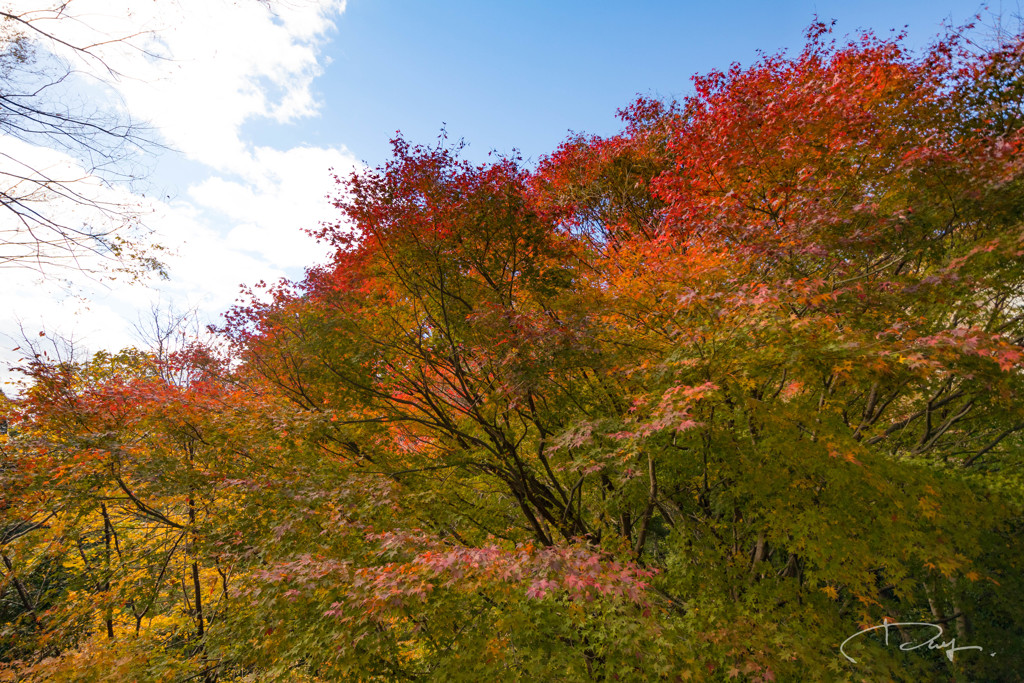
left=840, top=621, right=995, bottom=664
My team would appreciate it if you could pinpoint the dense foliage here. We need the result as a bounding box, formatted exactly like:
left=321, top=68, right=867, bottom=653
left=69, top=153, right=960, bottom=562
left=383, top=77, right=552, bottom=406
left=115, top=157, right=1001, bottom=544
left=3, top=25, right=1024, bottom=681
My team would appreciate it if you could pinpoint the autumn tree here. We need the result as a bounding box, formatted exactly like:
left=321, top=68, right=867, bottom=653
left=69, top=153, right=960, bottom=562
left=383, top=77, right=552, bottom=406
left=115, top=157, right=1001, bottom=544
left=4, top=21, right=1024, bottom=683
left=222, top=25, right=1024, bottom=681
left=0, top=343, right=265, bottom=679
left=533, top=24, right=1024, bottom=680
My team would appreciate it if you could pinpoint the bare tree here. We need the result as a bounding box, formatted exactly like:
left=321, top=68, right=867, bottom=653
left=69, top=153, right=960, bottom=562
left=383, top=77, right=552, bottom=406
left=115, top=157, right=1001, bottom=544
left=0, top=1, right=165, bottom=277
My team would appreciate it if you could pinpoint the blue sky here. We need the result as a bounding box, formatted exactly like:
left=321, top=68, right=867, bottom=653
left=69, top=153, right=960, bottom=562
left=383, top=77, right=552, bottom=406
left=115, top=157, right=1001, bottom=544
left=247, top=0, right=993, bottom=167
left=0, top=0, right=1001, bottom=382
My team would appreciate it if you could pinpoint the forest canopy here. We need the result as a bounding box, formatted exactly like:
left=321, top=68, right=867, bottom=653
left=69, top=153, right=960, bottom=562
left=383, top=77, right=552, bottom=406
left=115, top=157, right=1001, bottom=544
left=2, top=23, right=1024, bottom=682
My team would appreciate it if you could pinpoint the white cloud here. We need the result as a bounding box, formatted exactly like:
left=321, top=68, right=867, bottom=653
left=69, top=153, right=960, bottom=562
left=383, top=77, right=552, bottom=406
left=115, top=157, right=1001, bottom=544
left=190, top=144, right=358, bottom=266
left=0, top=185, right=285, bottom=390
left=0, top=134, right=159, bottom=273
left=1, top=0, right=356, bottom=385
left=2, top=0, right=347, bottom=172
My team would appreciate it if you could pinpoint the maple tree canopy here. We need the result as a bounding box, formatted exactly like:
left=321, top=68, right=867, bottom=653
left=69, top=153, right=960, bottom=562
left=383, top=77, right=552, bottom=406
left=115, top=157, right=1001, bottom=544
left=3, top=22, right=1024, bottom=682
